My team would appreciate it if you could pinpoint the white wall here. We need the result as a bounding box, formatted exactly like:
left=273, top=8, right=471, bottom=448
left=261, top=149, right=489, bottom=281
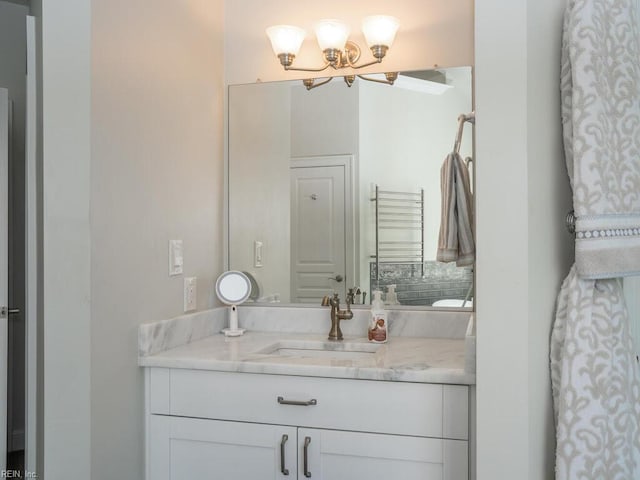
left=475, top=1, right=571, bottom=479
left=224, top=0, right=473, bottom=85
left=40, top=1, right=91, bottom=478
left=90, top=1, right=225, bottom=478
left=28, top=1, right=43, bottom=474
left=290, top=81, right=360, bottom=158
left=525, top=2, right=573, bottom=477
left=228, top=82, right=292, bottom=301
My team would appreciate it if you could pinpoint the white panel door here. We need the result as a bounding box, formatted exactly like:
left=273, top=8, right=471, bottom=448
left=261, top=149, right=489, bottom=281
left=298, top=428, right=468, bottom=480
left=290, top=164, right=346, bottom=302
left=0, top=88, right=9, bottom=472
left=149, top=415, right=297, bottom=480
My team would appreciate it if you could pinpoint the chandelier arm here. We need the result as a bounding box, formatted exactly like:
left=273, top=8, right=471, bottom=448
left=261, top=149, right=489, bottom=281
left=285, top=61, right=331, bottom=73
left=345, top=57, right=383, bottom=70
left=357, top=74, right=394, bottom=85
left=303, top=77, right=334, bottom=90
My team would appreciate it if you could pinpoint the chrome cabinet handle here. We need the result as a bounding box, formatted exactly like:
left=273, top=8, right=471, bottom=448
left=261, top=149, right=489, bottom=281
left=280, top=434, right=289, bottom=476
left=277, top=396, right=317, bottom=406
left=303, top=436, right=312, bottom=478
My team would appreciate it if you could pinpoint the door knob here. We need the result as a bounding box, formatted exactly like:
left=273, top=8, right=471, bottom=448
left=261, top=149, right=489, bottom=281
left=327, top=275, right=343, bottom=283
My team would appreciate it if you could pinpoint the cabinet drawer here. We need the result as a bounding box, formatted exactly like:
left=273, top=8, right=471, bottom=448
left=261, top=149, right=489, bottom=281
left=149, top=368, right=468, bottom=439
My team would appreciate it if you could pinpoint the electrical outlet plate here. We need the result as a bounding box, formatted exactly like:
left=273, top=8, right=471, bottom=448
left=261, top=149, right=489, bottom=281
left=184, top=277, right=197, bottom=312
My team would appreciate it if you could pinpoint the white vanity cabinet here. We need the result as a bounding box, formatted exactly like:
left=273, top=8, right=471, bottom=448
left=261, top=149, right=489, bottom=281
left=149, top=416, right=297, bottom=479
left=145, top=368, right=469, bottom=480
left=297, top=428, right=468, bottom=479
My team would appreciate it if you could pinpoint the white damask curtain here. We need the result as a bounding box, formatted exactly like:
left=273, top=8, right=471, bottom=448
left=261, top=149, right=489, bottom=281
left=550, top=1, right=640, bottom=479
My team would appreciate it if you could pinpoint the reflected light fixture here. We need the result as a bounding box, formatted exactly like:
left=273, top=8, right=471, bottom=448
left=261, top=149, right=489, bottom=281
left=266, top=15, right=400, bottom=90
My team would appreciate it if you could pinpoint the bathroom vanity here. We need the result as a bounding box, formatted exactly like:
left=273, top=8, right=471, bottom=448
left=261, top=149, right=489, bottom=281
left=195, top=63, right=477, bottom=478
left=140, top=307, right=475, bottom=480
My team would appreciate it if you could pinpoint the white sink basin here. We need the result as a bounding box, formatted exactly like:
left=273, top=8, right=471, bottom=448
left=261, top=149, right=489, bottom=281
left=257, top=340, right=381, bottom=360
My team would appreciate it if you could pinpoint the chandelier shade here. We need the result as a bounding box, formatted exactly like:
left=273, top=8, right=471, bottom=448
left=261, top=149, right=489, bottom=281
left=265, top=25, right=306, bottom=56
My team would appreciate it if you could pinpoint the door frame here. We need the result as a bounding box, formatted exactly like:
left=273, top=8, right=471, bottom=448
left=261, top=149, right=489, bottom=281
left=0, top=87, right=9, bottom=473
left=290, top=154, right=357, bottom=299
left=25, top=15, right=37, bottom=474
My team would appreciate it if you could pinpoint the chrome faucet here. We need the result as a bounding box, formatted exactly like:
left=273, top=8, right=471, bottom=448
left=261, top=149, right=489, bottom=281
left=321, top=291, right=354, bottom=341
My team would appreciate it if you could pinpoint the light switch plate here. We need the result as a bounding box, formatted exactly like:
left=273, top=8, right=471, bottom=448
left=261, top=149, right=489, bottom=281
left=184, top=277, right=197, bottom=312
left=254, top=240, right=263, bottom=268
left=169, top=240, right=183, bottom=276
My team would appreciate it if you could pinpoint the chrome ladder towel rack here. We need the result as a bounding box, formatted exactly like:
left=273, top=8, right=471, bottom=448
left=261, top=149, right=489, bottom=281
left=371, top=184, right=425, bottom=287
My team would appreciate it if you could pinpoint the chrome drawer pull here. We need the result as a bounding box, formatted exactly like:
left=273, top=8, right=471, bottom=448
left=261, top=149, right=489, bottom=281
left=277, top=396, right=317, bottom=406
left=303, top=436, right=312, bottom=478
left=280, top=434, right=289, bottom=476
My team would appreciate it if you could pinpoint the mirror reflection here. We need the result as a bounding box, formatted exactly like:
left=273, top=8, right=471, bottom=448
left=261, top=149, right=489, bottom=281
left=228, top=67, right=474, bottom=308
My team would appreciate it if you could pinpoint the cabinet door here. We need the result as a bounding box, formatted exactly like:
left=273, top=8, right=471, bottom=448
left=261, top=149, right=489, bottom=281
left=298, top=428, right=467, bottom=480
left=149, top=415, right=297, bottom=480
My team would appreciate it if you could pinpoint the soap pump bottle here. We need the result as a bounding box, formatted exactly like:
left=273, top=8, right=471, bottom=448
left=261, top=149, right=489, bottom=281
left=385, top=284, right=399, bottom=305
left=368, top=290, right=388, bottom=343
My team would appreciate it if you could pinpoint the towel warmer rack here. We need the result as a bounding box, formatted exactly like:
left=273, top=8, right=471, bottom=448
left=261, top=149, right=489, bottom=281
left=370, top=184, right=425, bottom=287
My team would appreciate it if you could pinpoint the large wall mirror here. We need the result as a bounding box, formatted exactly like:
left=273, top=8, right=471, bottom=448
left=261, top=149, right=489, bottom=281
left=227, top=66, right=474, bottom=309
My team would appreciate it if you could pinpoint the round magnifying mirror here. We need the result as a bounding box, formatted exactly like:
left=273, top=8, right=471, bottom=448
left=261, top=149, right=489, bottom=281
left=215, top=271, right=251, bottom=336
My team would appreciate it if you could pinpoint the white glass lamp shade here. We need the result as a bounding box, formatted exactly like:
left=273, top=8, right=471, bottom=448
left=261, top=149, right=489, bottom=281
left=266, top=25, right=306, bottom=56
left=314, top=20, right=350, bottom=51
left=361, top=15, right=400, bottom=48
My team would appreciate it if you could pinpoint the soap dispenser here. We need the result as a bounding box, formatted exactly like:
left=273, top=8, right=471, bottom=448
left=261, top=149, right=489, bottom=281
left=368, top=290, right=388, bottom=343
left=385, top=284, right=399, bottom=305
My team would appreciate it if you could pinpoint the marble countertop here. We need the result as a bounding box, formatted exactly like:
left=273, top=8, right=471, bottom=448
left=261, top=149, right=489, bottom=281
left=139, top=330, right=475, bottom=385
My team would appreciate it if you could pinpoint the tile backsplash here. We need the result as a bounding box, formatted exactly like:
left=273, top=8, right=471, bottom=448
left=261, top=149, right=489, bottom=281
left=370, top=261, right=473, bottom=306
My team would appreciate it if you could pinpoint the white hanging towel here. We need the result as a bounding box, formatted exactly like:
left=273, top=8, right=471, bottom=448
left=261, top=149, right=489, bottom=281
left=562, top=0, right=640, bottom=279
left=551, top=0, right=640, bottom=478
left=436, top=151, right=474, bottom=266
left=552, top=267, right=640, bottom=479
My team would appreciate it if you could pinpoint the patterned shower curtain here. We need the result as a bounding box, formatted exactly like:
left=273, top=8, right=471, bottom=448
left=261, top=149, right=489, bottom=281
left=550, top=0, right=640, bottom=479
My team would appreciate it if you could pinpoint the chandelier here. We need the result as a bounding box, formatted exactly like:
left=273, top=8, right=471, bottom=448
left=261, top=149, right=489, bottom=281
left=266, top=16, right=400, bottom=90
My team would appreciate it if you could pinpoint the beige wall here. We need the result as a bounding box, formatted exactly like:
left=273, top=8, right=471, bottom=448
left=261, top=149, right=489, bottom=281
left=39, top=0, right=224, bottom=478
left=224, top=0, right=474, bottom=85
left=90, top=1, right=225, bottom=478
